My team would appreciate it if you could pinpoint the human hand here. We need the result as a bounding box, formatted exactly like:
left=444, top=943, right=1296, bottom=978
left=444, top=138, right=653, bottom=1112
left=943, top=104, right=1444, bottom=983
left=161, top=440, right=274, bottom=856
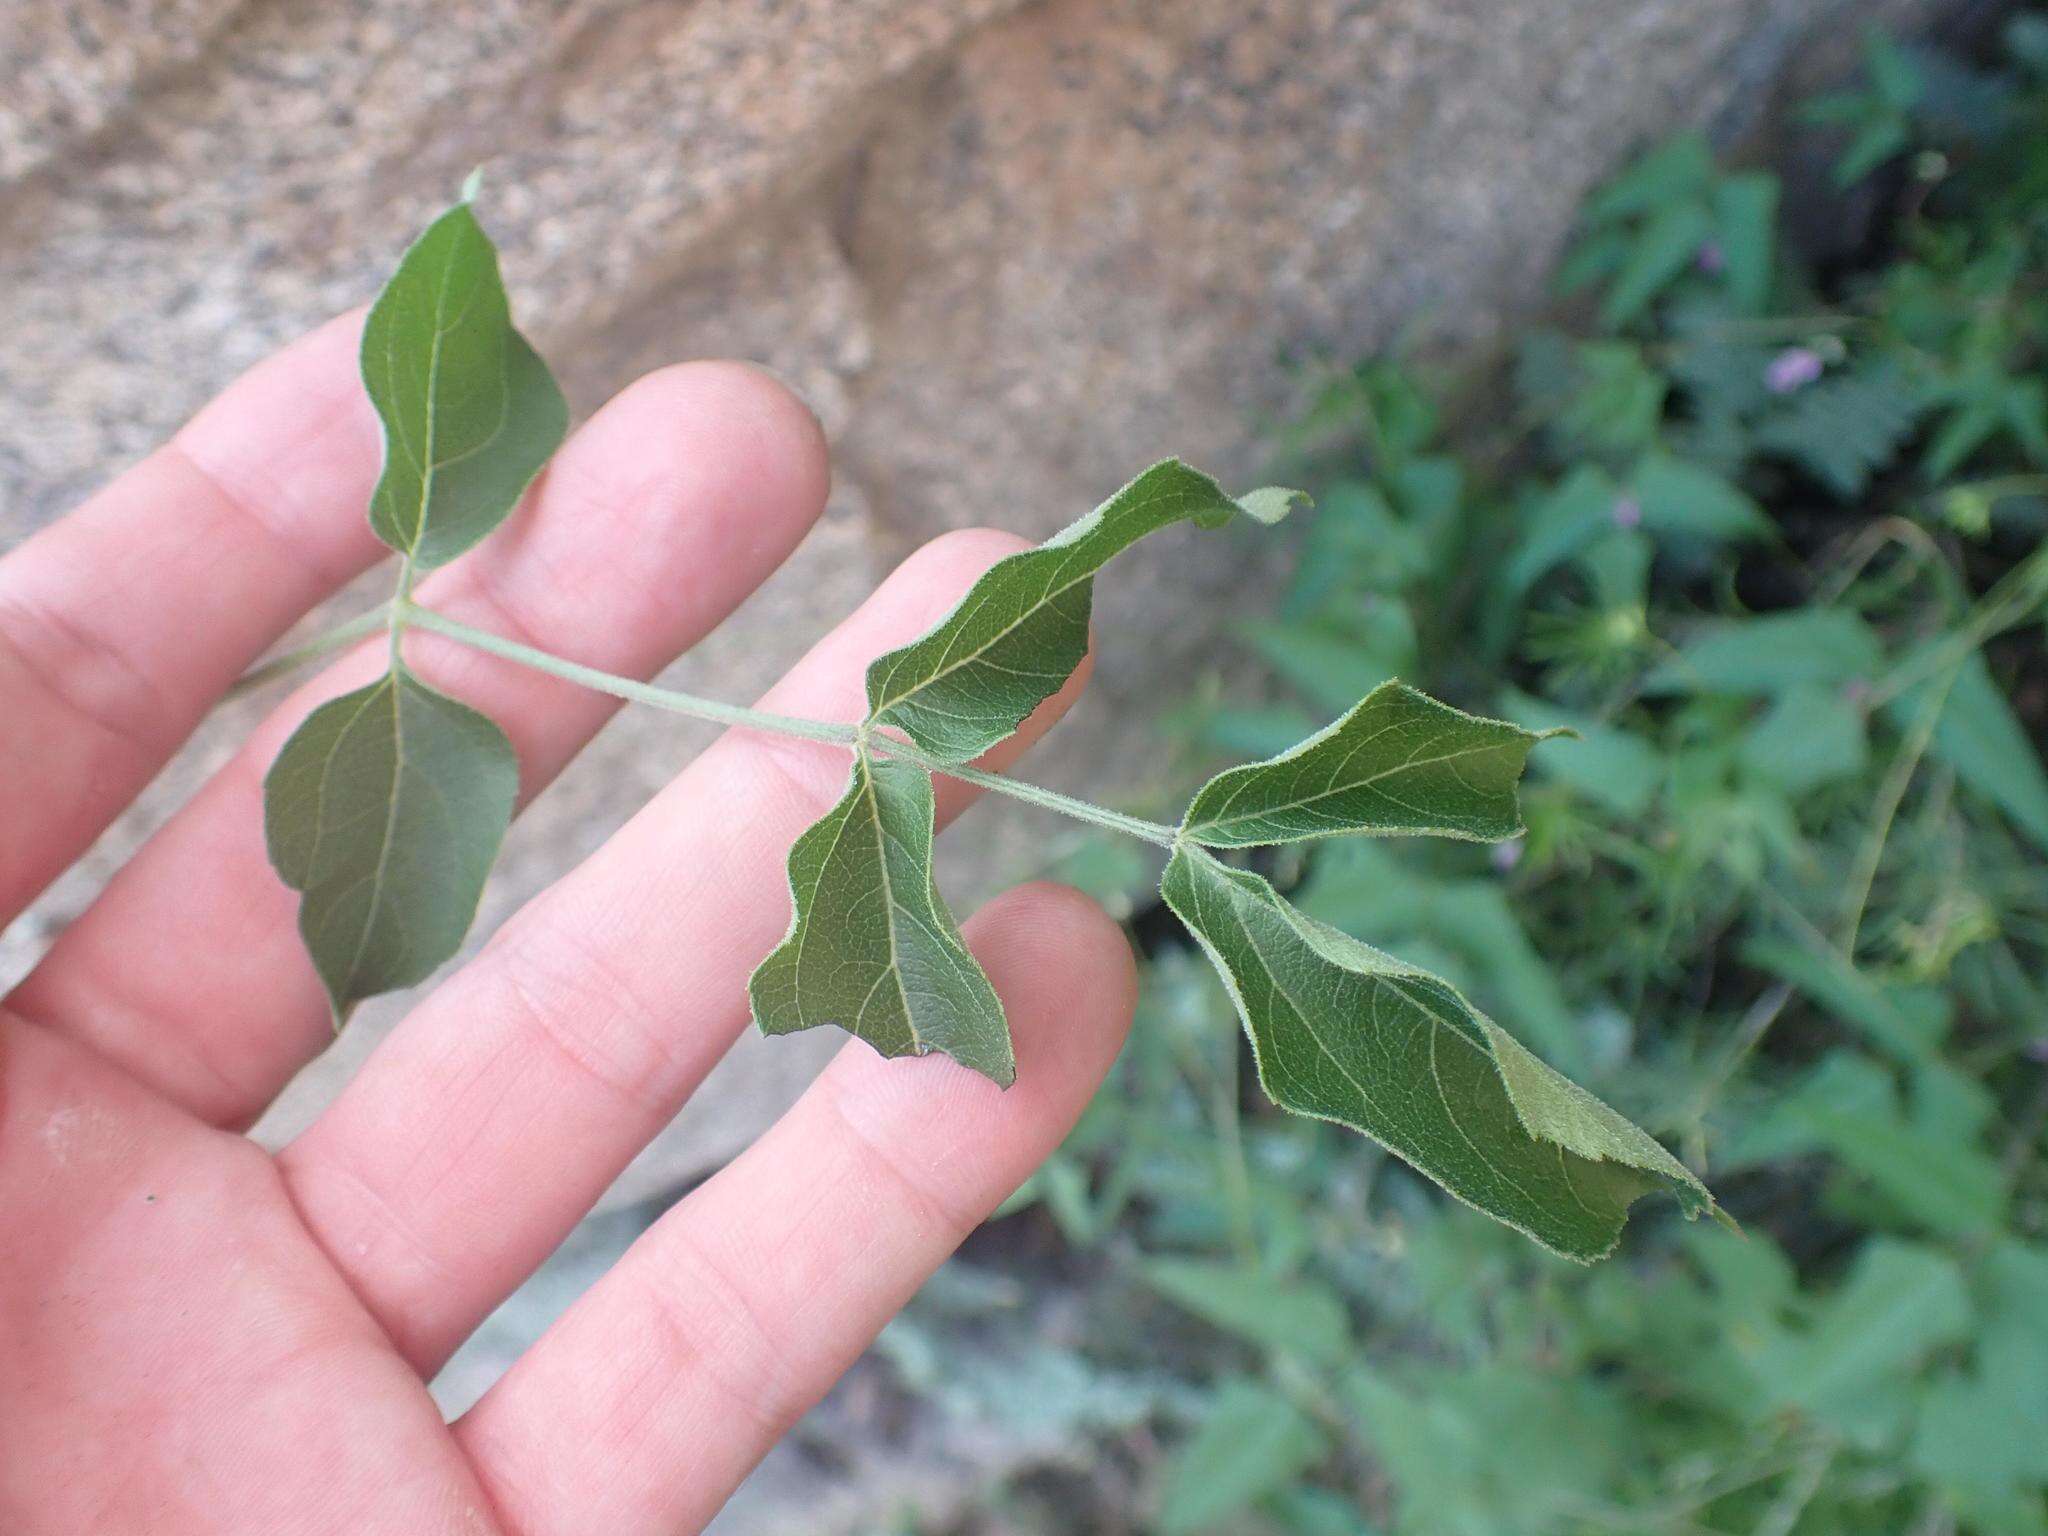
left=0, top=313, right=1137, bottom=1534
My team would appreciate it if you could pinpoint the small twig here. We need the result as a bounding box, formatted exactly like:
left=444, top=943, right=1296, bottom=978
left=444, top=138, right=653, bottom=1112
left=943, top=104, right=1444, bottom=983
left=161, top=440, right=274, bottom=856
left=223, top=603, right=392, bottom=700
left=401, top=601, right=1184, bottom=846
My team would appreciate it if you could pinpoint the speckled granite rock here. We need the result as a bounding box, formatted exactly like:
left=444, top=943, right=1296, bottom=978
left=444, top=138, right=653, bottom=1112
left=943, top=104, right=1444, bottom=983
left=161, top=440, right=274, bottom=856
left=1, top=0, right=1961, bottom=1219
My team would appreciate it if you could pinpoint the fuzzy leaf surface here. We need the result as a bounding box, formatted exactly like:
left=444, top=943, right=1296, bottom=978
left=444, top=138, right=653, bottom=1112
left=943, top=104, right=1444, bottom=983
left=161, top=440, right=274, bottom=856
left=1161, top=845, right=1714, bottom=1260
left=1181, top=681, right=1560, bottom=848
left=264, top=666, right=517, bottom=1019
left=750, top=751, right=1012, bottom=1084
left=361, top=198, right=567, bottom=569
left=864, top=460, right=1300, bottom=762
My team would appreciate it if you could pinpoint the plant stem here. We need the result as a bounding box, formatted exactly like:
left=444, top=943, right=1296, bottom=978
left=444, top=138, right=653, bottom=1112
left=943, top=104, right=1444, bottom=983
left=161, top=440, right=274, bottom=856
left=401, top=601, right=1182, bottom=846
left=388, top=559, right=417, bottom=668
left=225, top=603, right=393, bottom=700
left=1867, top=537, right=2048, bottom=709
left=403, top=603, right=858, bottom=745
left=1838, top=662, right=1955, bottom=955
left=895, top=753, right=1178, bottom=845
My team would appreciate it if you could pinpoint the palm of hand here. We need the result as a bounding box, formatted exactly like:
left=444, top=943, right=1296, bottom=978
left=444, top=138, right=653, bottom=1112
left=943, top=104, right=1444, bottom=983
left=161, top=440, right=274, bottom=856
left=0, top=314, right=1133, bottom=1535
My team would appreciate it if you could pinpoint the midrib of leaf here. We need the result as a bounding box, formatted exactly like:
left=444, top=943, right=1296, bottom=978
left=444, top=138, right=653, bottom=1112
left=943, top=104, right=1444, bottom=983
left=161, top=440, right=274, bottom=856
left=343, top=674, right=411, bottom=992
left=861, top=754, right=921, bottom=1050
left=298, top=675, right=388, bottom=883
left=1420, top=993, right=1547, bottom=1218
left=402, top=236, right=462, bottom=557
left=786, top=764, right=855, bottom=1030
left=386, top=229, right=506, bottom=558
left=344, top=232, right=492, bottom=994
left=1194, top=721, right=1511, bottom=835
left=867, top=480, right=1186, bottom=717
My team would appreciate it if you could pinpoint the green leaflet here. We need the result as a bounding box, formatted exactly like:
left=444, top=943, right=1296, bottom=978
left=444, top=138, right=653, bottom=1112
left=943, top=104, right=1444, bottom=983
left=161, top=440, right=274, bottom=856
left=1180, top=680, right=1563, bottom=848
left=1144, top=1259, right=1353, bottom=1363
left=1158, top=1377, right=1329, bottom=1536
left=361, top=194, right=568, bottom=569
left=750, top=750, right=1013, bottom=1085
left=1888, top=649, right=2048, bottom=854
left=864, top=460, right=1301, bottom=763
left=1161, top=844, right=1715, bottom=1260
left=264, top=666, right=518, bottom=1021
left=1643, top=609, right=1884, bottom=698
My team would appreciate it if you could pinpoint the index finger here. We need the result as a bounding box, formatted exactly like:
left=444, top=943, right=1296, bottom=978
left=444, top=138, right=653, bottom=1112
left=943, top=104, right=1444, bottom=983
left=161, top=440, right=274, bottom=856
left=0, top=311, right=383, bottom=924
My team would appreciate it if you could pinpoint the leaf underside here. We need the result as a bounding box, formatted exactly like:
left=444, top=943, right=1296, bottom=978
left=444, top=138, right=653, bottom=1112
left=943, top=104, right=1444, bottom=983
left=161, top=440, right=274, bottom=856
left=361, top=199, right=567, bottom=569
left=264, top=666, right=518, bottom=1021
left=1161, top=844, right=1714, bottom=1261
left=750, top=750, right=1014, bottom=1085
left=284, top=227, right=1709, bottom=1272
left=862, top=459, right=1302, bottom=764
left=1181, top=680, right=1563, bottom=848
left=263, top=191, right=563, bottom=1021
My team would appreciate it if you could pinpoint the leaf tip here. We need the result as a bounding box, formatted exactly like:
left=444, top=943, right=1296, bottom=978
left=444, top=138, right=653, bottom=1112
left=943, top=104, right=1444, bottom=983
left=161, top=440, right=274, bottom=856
left=459, top=165, right=486, bottom=204
left=1235, top=486, right=1311, bottom=526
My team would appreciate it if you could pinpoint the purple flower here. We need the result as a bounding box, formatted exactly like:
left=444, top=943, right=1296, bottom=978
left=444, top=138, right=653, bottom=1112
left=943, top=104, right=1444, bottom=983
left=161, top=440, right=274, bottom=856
left=1766, top=346, right=1825, bottom=394
left=1696, top=240, right=1726, bottom=275
left=1611, top=495, right=1643, bottom=530
left=1491, top=838, right=1525, bottom=874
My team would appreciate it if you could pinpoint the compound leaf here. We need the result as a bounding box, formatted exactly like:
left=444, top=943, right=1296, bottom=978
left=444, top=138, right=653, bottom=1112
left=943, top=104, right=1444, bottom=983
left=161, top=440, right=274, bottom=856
left=362, top=194, right=568, bottom=569
left=264, top=666, right=518, bottom=1021
left=1161, top=845, right=1715, bottom=1260
left=1181, top=681, right=1562, bottom=848
left=864, top=460, right=1301, bottom=763
left=750, top=750, right=1013, bottom=1084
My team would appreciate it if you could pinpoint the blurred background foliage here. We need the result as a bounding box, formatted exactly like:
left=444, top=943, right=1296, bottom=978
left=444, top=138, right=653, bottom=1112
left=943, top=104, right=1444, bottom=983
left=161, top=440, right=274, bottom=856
left=879, top=17, right=2048, bottom=1535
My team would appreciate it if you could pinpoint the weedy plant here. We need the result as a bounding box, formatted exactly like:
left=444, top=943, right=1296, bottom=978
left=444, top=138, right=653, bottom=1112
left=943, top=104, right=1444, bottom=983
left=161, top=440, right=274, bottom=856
left=941, top=19, right=2048, bottom=1536
left=250, top=177, right=1720, bottom=1263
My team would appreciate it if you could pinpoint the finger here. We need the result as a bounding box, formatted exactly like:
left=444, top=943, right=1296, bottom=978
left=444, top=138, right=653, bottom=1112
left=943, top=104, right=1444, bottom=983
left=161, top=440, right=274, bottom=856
left=7, top=362, right=829, bottom=1128
left=0, top=310, right=384, bottom=923
left=276, top=527, right=1091, bottom=1372
left=456, top=884, right=1135, bottom=1536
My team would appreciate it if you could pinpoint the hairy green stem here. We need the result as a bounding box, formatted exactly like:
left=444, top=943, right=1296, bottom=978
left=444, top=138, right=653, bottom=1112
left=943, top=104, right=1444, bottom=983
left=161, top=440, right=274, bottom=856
left=895, top=752, right=1178, bottom=845
left=400, top=602, right=1180, bottom=845
left=388, top=559, right=418, bottom=668
left=403, top=603, right=858, bottom=745
left=225, top=603, right=393, bottom=700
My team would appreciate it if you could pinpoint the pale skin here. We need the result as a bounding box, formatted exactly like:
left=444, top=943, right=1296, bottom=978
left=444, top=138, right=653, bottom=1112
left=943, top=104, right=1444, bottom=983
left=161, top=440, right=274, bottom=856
left=0, top=312, right=1138, bottom=1534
